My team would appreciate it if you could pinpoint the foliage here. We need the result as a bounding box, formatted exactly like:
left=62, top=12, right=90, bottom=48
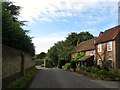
left=74, top=51, right=85, bottom=60
left=102, top=60, right=111, bottom=71
left=5, top=67, right=37, bottom=88
left=70, top=60, right=76, bottom=69
left=70, top=60, right=76, bottom=72
left=64, top=63, right=71, bottom=70
left=66, top=32, right=94, bottom=46
left=79, top=66, right=120, bottom=80
left=35, top=59, right=44, bottom=65
left=2, top=2, right=35, bottom=56
left=36, top=52, right=46, bottom=59
left=47, top=46, right=58, bottom=66
left=58, top=59, right=66, bottom=69
left=46, top=61, right=53, bottom=68
left=46, top=32, right=94, bottom=67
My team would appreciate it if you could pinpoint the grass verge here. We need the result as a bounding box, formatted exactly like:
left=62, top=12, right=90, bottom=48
left=3, top=66, right=38, bottom=89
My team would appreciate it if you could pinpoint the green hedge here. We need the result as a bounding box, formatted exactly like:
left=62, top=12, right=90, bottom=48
left=79, top=66, right=120, bottom=80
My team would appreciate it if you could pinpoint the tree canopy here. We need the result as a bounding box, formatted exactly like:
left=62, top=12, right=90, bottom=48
left=2, top=2, right=35, bottom=56
left=46, top=31, right=94, bottom=67
left=36, top=52, right=46, bottom=59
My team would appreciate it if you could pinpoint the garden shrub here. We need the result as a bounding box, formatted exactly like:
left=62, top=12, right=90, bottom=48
left=85, top=67, right=91, bottom=72
left=64, top=63, right=70, bottom=70
left=79, top=66, right=120, bottom=80
left=91, top=67, right=99, bottom=73
left=102, top=60, right=111, bottom=71
left=58, top=59, right=66, bottom=69
left=35, top=59, right=44, bottom=65
left=80, top=66, right=86, bottom=71
left=70, top=60, right=76, bottom=72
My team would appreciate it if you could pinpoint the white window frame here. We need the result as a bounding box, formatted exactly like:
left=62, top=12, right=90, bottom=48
left=97, top=59, right=102, bottom=65
left=98, top=44, right=102, bottom=52
left=107, top=41, right=112, bottom=51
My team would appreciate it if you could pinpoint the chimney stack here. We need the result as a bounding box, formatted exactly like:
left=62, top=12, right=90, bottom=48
left=77, top=38, right=80, bottom=46
left=99, top=31, right=104, bottom=36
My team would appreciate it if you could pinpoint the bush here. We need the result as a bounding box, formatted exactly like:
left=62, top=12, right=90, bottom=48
left=85, top=67, right=91, bottom=72
left=64, top=63, right=70, bottom=70
left=79, top=66, right=120, bottom=80
left=79, top=66, right=86, bottom=71
left=35, top=59, right=44, bottom=65
left=91, top=67, right=99, bottom=73
left=58, top=59, right=66, bottom=69
left=111, top=70, right=120, bottom=78
left=102, top=60, right=111, bottom=71
left=70, top=60, right=76, bottom=68
left=70, top=60, right=76, bottom=72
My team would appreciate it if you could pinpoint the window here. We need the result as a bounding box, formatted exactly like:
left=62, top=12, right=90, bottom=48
left=98, top=44, right=102, bottom=52
left=108, top=59, right=113, bottom=69
left=90, top=51, right=94, bottom=55
left=107, top=41, right=112, bottom=51
left=97, top=59, right=102, bottom=65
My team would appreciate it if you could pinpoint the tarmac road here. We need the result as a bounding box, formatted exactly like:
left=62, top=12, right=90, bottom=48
left=28, top=67, right=119, bottom=89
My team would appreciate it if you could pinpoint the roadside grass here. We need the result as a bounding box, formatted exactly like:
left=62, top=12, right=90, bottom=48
left=4, top=66, right=38, bottom=89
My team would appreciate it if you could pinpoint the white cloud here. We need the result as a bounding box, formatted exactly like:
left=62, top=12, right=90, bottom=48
left=8, top=0, right=119, bottom=54
left=32, top=32, right=67, bottom=54
left=9, top=0, right=119, bottom=23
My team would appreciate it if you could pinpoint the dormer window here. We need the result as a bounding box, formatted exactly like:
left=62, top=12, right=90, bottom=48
left=107, top=41, right=112, bottom=51
left=98, top=44, right=102, bottom=52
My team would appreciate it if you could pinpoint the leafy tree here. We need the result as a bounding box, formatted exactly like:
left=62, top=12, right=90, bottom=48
left=47, top=46, right=58, bottom=66
left=36, top=52, right=46, bottom=59
left=46, top=31, right=94, bottom=67
left=78, top=31, right=94, bottom=42
left=2, top=2, right=35, bottom=56
left=66, top=32, right=79, bottom=46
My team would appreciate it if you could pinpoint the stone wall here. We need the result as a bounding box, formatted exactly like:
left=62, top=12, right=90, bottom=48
left=2, top=45, right=35, bottom=86
left=2, top=45, right=21, bottom=78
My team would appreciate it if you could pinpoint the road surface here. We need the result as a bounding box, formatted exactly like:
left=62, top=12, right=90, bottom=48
left=28, top=67, right=119, bottom=89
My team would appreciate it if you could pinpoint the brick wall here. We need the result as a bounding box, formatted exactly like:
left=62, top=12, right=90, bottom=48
left=95, top=41, right=116, bottom=69
left=85, top=50, right=94, bottom=56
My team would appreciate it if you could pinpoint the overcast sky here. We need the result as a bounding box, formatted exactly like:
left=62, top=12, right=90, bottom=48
left=9, top=0, right=119, bottom=54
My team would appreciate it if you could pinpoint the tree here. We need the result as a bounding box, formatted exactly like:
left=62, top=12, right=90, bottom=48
left=36, top=52, right=46, bottom=59
left=47, top=46, right=58, bottom=66
left=46, top=31, right=94, bottom=67
left=2, top=2, right=35, bottom=56
left=78, top=31, right=94, bottom=42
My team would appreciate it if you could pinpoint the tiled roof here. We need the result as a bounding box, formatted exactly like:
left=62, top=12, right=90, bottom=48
left=71, top=38, right=96, bottom=53
left=95, top=25, right=120, bottom=44
left=77, top=55, right=94, bottom=61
